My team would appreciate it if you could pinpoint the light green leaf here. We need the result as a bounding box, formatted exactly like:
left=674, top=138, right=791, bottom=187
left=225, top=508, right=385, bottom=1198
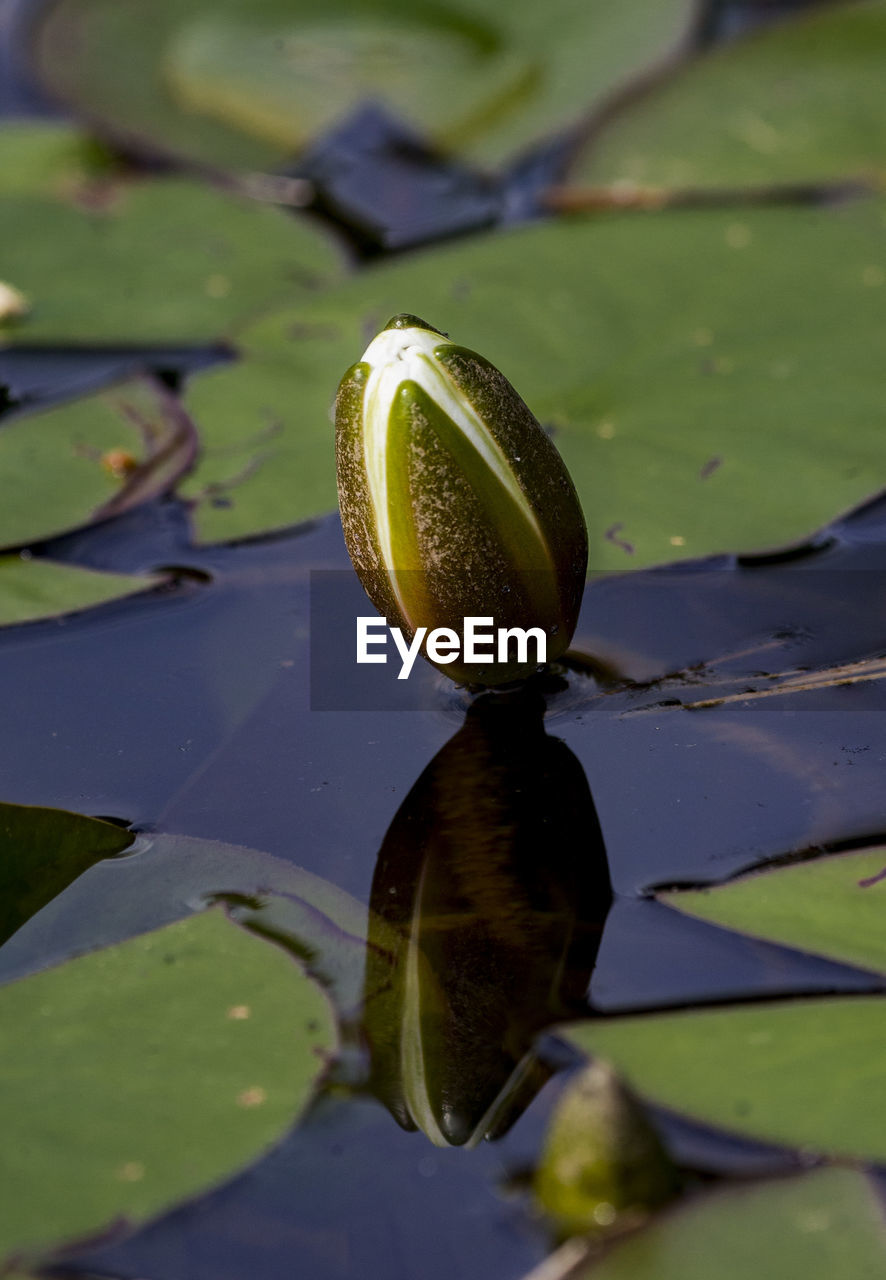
left=570, top=0, right=886, bottom=190
left=0, top=557, right=164, bottom=628
left=564, top=997, right=886, bottom=1160
left=0, top=801, right=132, bottom=949
left=0, top=909, right=336, bottom=1267
left=184, top=198, right=886, bottom=562
left=33, top=0, right=698, bottom=170
left=560, top=1168, right=886, bottom=1280
left=660, top=848, right=886, bottom=976
left=0, top=375, right=196, bottom=549
left=0, top=124, right=343, bottom=344
left=0, top=832, right=369, bottom=1018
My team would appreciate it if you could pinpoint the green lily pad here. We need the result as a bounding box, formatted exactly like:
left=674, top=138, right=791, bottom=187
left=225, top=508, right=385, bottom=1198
left=0, top=909, right=335, bottom=1268
left=0, top=802, right=132, bottom=950
left=562, top=1167, right=886, bottom=1280
left=33, top=0, right=698, bottom=171
left=0, top=124, right=343, bottom=344
left=0, top=376, right=197, bottom=550
left=184, top=197, right=886, bottom=563
left=564, top=996, right=886, bottom=1161
left=0, top=557, right=165, bottom=628
left=0, top=832, right=369, bottom=1018
left=660, top=847, right=886, bottom=977
left=570, top=0, right=886, bottom=190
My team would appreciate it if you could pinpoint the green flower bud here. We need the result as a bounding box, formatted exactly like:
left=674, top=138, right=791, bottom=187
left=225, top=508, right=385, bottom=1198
left=335, top=314, right=588, bottom=686
left=534, top=1060, right=679, bottom=1238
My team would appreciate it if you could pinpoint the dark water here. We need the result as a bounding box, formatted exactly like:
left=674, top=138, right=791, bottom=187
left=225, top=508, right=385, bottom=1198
left=4, top=497, right=885, bottom=1280
left=3, top=1, right=882, bottom=1277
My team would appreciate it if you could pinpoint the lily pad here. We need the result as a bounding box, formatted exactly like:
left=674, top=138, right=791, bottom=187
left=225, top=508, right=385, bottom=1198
left=33, top=0, right=698, bottom=171
left=0, top=124, right=343, bottom=343
left=0, top=801, right=132, bottom=949
left=0, top=832, right=369, bottom=1018
left=561, top=1167, right=886, bottom=1280
left=184, top=197, right=886, bottom=563
left=570, top=0, right=886, bottom=190
left=660, top=847, right=886, bottom=977
left=0, top=375, right=197, bottom=549
left=0, top=556, right=165, bottom=628
left=564, top=996, right=886, bottom=1161
left=0, top=909, right=335, bottom=1268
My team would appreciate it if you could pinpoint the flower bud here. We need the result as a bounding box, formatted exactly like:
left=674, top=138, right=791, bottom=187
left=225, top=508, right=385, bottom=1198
left=335, top=314, right=588, bottom=686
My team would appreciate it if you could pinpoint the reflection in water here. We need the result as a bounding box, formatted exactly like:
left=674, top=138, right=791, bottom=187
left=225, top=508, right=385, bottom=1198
left=363, top=687, right=611, bottom=1147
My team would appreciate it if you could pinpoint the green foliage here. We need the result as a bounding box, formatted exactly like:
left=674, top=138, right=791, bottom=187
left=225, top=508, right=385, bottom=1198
left=661, top=848, right=886, bottom=976
left=0, top=801, right=131, bottom=948
left=0, top=832, right=369, bottom=1019
left=0, top=910, right=335, bottom=1268
left=0, top=376, right=196, bottom=549
left=0, top=124, right=343, bottom=344
left=571, top=0, right=886, bottom=189
left=565, top=997, right=886, bottom=1160
left=0, top=556, right=165, bottom=627
left=564, top=1168, right=886, bottom=1280
left=33, top=0, right=698, bottom=170
left=184, top=198, right=886, bottom=563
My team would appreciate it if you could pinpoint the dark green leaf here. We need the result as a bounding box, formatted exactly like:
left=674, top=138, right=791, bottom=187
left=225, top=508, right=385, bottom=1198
left=570, top=0, right=886, bottom=190
left=183, top=198, right=886, bottom=563
left=0, top=376, right=197, bottom=549
left=0, top=801, right=131, bottom=949
left=0, top=910, right=336, bottom=1267
left=564, top=997, right=886, bottom=1160
left=0, top=557, right=165, bottom=628
left=660, top=847, right=886, bottom=976
left=0, top=124, right=343, bottom=344
left=560, top=1168, right=886, bottom=1280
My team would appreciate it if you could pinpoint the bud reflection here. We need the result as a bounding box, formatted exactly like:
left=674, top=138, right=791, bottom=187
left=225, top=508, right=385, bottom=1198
left=363, top=688, right=611, bottom=1147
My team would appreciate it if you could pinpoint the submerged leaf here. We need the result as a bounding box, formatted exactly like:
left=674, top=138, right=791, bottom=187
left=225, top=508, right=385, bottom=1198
left=0, top=832, right=369, bottom=1021
left=0, top=910, right=336, bottom=1267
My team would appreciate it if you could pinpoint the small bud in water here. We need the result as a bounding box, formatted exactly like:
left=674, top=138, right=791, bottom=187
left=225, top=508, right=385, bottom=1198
left=534, top=1060, right=679, bottom=1237
left=335, top=314, right=588, bottom=686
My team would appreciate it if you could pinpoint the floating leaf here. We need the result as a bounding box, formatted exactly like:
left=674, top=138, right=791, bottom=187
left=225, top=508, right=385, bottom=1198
left=0, top=832, right=368, bottom=1018
left=183, top=197, right=886, bottom=561
left=0, top=124, right=343, bottom=344
left=570, top=0, right=886, bottom=191
left=33, top=0, right=698, bottom=171
left=0, top=557, right=165, bottom=628
left=550, top=1168, right=886, bottom=1280
left=0, top=375, right=197, bottom=549
left=564, top=996, right=886, bottom=1160
left=660, top=847, right=886, bottom=976
left=0, top=801, right=131, bottom=949
left=0, top=909, right=335, bottom=1268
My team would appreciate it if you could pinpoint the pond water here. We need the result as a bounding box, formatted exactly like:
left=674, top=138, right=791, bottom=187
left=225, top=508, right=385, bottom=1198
left=3, top=0, right=886, bottom=1276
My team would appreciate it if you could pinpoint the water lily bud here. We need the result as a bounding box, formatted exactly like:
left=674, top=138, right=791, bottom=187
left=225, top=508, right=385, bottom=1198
left=335, top=314, right=588, bottom=686
left=534, top=1060, right=679, bottom=1238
